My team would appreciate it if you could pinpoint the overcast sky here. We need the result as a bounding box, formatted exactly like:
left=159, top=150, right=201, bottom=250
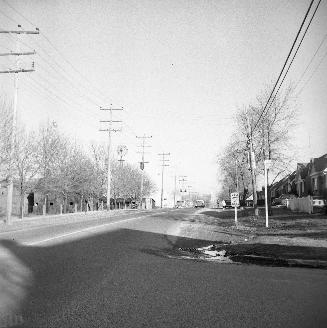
left=1, top=0, right=327, bottom=203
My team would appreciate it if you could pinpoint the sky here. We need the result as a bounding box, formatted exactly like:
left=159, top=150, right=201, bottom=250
left=0, top=0, right=327, bottom=204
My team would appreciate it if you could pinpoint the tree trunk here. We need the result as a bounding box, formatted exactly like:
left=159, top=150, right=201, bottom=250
left=64, top=195, right=67, bottom=213
left=20, top=190, right=24, bottom=219
left=81, top=195, right=83, bottom=212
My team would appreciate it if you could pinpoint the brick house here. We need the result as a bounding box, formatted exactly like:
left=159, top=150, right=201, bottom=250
left=308, top=154, right=327, bottom=199
left=270, top=171, right=296, bottom=200
left=294, top=163, right=309, bottom=197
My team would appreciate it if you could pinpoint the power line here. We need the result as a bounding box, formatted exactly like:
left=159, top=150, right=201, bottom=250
left=3, top=0, right=109, bottom=104
left=296, top=47, right=327, bottom=95
left=136, top=134, right=152, bottom=208
left=295, top=32, right=327, bottom=91
left=25, top=73, right=99, bottom=120
left=262, top=0, right=322, bottom=118
left=99, top=106, right=124, bottom=210
left=2, top=29, right=104, bottom=112
left=252, top=0, right=315, bottom=131
left=1, top=2, right=106, bottom=106
left=3, top=0, right=36, bottom=27
left=158, top=152, right=170, bottom=208
left=0, top=7, right=18, bottom=25
left=22, top=74, right=100, bottom=124
left=0, top=26, right=38, bottom=225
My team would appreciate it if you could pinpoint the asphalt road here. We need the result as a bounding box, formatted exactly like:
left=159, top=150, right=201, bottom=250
left=1, top=208, right=327, bottom=328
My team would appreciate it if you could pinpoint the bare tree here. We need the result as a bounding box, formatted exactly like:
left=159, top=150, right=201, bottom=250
left=111, top=162, right=156, bottom=207
left=0, top=99, right=12, bottom=176
left=217, top=136, right=252, bottom=204
left=219, top=84, right=297, bottom=216
left=13, top=128, right=40, bottom=218
left=36, top=121, right=67, bottom=204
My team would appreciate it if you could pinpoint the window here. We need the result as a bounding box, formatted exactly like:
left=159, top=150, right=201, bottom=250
left=312, top=177, right=318, bottom=191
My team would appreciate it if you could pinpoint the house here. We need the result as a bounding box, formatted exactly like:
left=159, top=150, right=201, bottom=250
left=141, top=197, right=156, bottom=209
left=294, top=163, right=309, bottom=197
left=270, top=171, right=296, bottom=200
left=271, top=153, right=327, bottom=201
left=245, top=190, right=265, bottom=207
left=308, top=154, right=327, bottom=199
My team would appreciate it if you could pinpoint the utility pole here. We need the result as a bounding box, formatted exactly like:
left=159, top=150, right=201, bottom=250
left=179, top=176, right=187, bottom=192
left=173, top=174, right=177, bottom=207
left=0, top=25, right=39, bottom=225
left=187, top=186, right=192, bottom=202
left=136, top=134, right=152, bottom=209
left=100, top=105, right=123, bottom=210
left=158, top=152, right=170, bottom=208
left=246, top=110, right=259, bottom=218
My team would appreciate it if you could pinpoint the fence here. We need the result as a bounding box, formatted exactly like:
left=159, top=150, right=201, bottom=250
left=287, top=196, right=313, bottom=214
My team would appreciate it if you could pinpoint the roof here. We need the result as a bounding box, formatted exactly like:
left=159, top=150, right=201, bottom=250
left=297, top=163, right=309, bottom=179
left=246, top=194, right=253, bottom=201
left=311, top=154, right=327, bottom=173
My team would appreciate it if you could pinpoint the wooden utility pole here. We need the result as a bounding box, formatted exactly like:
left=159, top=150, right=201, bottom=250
left=246, top=111, right=259, bottom=218
left=100, top=105, right=123, bottom=210
left=173, top=174, right=177, bottom=207
left=136, top=134, right=152, bottom=209
left=0, top=26, right=39, bottom=224
left=158, top=152, right=170, bottom=208
left=179, top=176, right=187, bottom=200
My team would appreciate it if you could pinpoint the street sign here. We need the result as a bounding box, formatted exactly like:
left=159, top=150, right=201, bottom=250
left=231, top=192, right=239, bottom=206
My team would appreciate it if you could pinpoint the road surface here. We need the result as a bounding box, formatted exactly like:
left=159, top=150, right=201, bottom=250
left=1, top=208, right=327, bottom=327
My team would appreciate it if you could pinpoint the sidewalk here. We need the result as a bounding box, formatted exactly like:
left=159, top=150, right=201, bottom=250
left=0, top=209, right=139, bottom=234
left=175, top=208, right=327, bottom=269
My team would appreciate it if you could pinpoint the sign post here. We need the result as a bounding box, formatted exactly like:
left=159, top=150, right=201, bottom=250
left=264, top=160, right=272, bottom=228
left=231, top=192, right=239, bottom=225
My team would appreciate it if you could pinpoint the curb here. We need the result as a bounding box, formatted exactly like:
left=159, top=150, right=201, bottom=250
left=229, top=254, right=327, bottom=269
left=0, top=209, right=144, bottom=234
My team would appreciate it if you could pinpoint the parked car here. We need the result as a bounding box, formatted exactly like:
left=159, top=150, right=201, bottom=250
left=194, top=200, right=205, bottom=208
left=176, top=200, right=186, bottom=208
left=312, top=196, right=327, bottom=213
left=221, top=199, right=233, bottom=209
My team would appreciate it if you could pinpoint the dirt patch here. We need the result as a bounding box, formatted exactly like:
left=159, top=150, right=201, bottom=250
left=174, top=242, right=327, bottom=269
left=200, top=208, right=327, bottom=245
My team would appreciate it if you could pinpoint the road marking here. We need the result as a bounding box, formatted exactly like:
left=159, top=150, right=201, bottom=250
left=26, top=211, right=168, bottom=246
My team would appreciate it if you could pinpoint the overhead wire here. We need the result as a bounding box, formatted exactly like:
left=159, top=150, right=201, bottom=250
left=252, top=0, right=315, bottom=131
left=2, top=0, right=110, bottom=105
left=1, top=29, right=102, bottom=113
left=294, top=32, right=327, bottom=91
left=258, top=0, right=322, bottom=122
left=296, top=47, right=327, bottom=95
left=1, top=1, right=106, bottom=108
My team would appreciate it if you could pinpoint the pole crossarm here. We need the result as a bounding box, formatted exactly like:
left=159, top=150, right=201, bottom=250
left=100, top=120, right=122, bottom=122
left=0, top=50, right=36, bottom=56
left=0, top=29, right=39, bottom=34
left=158, top=152, right=171, bottom=208
left=100, top=106, right=123, bottom=110
left=4, top=25, right=38, bottom=224
left=99, top=128, right=122, bottom=132
left=0, top=68, right=35, bottom=74
left=99, top=105, right=124, bottom=210
left=136, top=134, right=152, bottom=208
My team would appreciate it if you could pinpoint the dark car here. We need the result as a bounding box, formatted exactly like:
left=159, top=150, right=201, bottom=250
left=222, top=199, right=233, bottom=209
left=194, top=200, right=205, bottom=208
